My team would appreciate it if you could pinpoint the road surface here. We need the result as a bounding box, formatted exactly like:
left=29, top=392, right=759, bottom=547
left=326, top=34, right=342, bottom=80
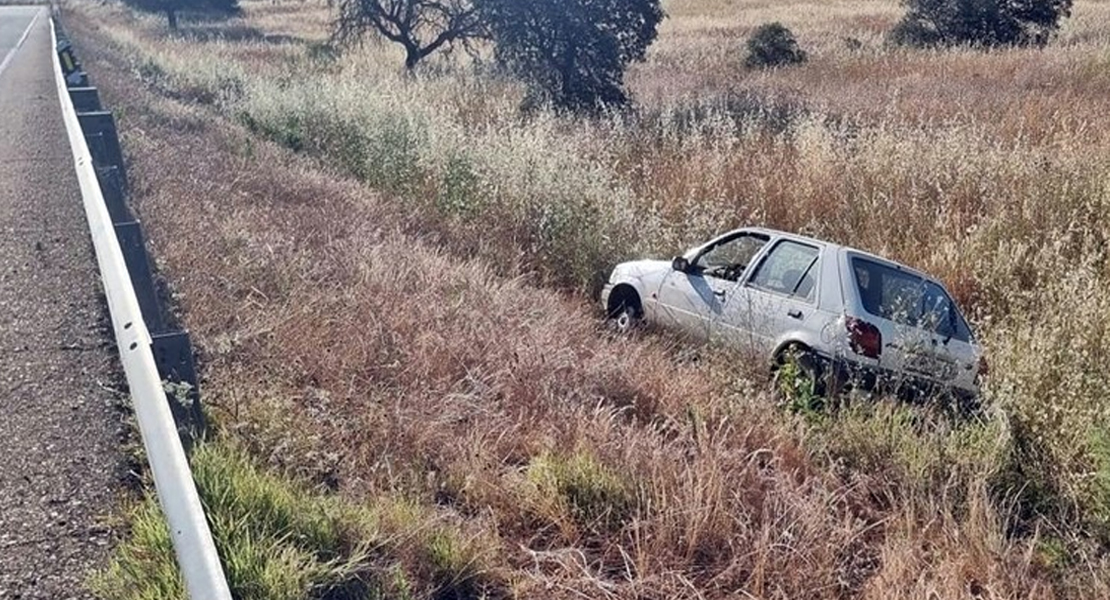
left=0, top=7, right=126, bottom=598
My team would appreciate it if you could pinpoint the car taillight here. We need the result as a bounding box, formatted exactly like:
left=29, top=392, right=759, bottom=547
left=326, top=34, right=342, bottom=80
left=846, top=316, right=882, bottom=359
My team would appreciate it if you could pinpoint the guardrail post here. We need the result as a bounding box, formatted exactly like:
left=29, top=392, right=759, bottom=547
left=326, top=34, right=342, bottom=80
left=68, top=70, right=89, bottom=87
left=69, top=86, right=101, bottom=112
left=114, top=221, right=165, bottom=334
left=85, top=131, right=108, bottom=168
left=95, top=165, right=131, bottom=223
left=55, top=36, right=81, bottom=83
left=77, top=110, right=125, bottom=183
left=152, top=331, right=206, bottom=445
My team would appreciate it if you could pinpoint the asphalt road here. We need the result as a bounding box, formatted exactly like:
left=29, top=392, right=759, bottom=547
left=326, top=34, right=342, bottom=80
left=0, top=7, right=126, bottom=598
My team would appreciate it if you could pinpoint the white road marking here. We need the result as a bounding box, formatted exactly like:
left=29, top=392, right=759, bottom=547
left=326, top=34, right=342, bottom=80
left=0, top=8, right=43, bottom=81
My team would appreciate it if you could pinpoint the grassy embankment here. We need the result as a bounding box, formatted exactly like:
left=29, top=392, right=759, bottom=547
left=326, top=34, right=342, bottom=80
left=71, top=0, right=1110, bottom=597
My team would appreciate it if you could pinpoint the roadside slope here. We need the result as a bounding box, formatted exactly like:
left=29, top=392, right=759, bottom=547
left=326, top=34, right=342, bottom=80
left=0, top=8, right=126, bottom=598
left=65, top=8, right=1096, bottom=600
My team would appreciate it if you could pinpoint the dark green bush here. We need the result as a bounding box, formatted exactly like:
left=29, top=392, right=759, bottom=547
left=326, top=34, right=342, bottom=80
left=890, top=0, right=1074, bottom=47
left=122, top=0, right=240, bottom=30
left=887, top=16, right=944, bottom=47
left=745, top=22, right=807, bottom=69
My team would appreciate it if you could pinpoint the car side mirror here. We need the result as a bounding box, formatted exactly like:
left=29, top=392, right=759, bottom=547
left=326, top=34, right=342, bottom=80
left=672, top=256, right=690, bottom=273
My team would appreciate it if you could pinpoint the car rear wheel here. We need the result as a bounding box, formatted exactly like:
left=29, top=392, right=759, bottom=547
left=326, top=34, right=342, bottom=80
left=775, top=346, right=828, bottom=405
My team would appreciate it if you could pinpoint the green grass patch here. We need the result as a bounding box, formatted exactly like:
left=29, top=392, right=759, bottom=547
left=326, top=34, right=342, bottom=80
left=807, top=400, right=1009, bottom=499
left=92, top=443, right=501, bottom=600
left=523, top=449, right=636, bottom=536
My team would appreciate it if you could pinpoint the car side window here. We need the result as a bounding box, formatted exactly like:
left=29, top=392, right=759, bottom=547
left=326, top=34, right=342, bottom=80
left=749, top=241, right=820, bottom=301
left=694, top=233, right=769, bottom=282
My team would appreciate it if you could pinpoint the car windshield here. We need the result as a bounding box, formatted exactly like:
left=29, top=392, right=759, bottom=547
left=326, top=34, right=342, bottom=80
left=851, top=257, right=973, bottom=342
left=695, top=233, right=769, bottom=281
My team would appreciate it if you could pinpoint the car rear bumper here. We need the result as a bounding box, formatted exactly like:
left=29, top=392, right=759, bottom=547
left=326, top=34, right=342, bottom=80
left=825, top=357, right=979, bottom=401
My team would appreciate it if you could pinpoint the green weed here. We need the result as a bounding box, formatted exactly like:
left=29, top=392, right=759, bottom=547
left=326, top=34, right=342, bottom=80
left=524, top=450, right=635, bottom=535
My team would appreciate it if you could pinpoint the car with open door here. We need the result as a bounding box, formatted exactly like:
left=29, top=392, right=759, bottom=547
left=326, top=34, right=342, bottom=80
left=601, top=227, right=985, bottom=400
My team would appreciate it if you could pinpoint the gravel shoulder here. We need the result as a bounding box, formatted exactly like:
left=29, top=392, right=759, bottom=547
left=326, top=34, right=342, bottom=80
left=0, top=8, right=127, bottom=599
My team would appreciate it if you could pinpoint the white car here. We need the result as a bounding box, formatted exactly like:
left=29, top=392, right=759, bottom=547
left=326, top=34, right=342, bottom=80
left=601, top=227, right=985, bottom=399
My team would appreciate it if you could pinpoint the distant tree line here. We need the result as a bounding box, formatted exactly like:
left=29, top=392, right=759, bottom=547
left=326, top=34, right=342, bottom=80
left=122, top=0, right=1074, bottom=112
left=742, top=0, right=1072, bottom=73
left=329, top=0, right=1072, bottom=113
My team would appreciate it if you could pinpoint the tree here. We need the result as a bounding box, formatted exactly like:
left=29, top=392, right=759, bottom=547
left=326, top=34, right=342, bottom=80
left=744, top=23, right=807, bottom=69
left=477, top=0, right=664, bottom=112
left=122, top=0, right=240, bottom=30
left=332, top=0, right=486, bottom=70
left=890, top=0, right=1073, bottom=47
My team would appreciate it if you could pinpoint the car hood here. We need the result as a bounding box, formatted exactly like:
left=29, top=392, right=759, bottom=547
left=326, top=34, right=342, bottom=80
left=611, top=259, right=671, bottom=280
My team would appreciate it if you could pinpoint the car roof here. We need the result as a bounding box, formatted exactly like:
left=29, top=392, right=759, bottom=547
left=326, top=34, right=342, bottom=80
left=735, top=226, right=931, bottom=280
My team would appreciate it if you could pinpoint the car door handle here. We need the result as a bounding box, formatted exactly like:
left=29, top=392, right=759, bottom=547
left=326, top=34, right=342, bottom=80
left=787, top=309, right=803, bottom=319
left=713, top=289, right=726, bottom=298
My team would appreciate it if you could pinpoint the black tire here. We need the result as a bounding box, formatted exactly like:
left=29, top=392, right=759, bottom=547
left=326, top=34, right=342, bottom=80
left=607, top=291, right=642, bottom=334
left=775, top=346, right=828, bottom=398
left=794, top=351, right=827, bottom=397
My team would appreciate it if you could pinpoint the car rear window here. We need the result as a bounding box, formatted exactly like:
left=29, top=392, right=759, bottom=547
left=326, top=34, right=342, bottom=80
left=851, top=257, right=973, bottom=342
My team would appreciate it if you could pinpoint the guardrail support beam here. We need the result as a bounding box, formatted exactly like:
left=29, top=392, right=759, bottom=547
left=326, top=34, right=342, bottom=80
left=95, top=165, right=131, bottom=224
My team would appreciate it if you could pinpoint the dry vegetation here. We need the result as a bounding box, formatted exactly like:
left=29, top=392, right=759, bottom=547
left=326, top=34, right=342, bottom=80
left=67, top=0, right=1110, bottom=597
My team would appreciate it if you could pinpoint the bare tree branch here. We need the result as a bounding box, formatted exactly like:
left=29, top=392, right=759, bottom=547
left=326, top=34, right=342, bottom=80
left=333, top=0, right=487, bottom=69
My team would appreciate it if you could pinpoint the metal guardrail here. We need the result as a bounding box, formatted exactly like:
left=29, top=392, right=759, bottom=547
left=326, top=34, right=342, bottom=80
left=48, top=16, right=233, bottom=600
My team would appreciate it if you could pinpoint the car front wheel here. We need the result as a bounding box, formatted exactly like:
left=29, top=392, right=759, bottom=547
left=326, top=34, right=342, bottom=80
left=612, top=303, right=642, bottom=334
left=607, top=291, right=643, bottom=334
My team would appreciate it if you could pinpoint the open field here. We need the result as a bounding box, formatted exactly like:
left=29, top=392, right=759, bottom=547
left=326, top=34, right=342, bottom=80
left=66, top=0, right=1110, bottom=597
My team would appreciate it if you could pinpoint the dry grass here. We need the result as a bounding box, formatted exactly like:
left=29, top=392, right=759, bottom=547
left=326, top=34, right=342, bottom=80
left=67, top=0, right=1110, bottom=597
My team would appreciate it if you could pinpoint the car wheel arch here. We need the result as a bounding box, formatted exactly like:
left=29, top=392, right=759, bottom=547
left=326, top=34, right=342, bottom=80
left=773, top=340, right=815, bottom=368
left=607, top=283, right=643, bottom=317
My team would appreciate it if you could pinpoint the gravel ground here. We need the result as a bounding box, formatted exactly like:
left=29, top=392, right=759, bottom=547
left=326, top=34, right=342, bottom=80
left=0, top=8, right=127, bottom=599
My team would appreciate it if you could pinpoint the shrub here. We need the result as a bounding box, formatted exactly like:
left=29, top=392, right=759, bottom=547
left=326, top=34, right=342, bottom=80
left=437, top=153, right=483, bottom=218
left=887, top=15, right=944, bottom=47
left=744, top=23, right=807, bottom=69
left=238, top=85, right=425, bottom=195
left=122, top=0, right=240, bottom=30
left=890, top=0, right=1074, bottom=47
left=91, top=444, right=371, bottom=599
